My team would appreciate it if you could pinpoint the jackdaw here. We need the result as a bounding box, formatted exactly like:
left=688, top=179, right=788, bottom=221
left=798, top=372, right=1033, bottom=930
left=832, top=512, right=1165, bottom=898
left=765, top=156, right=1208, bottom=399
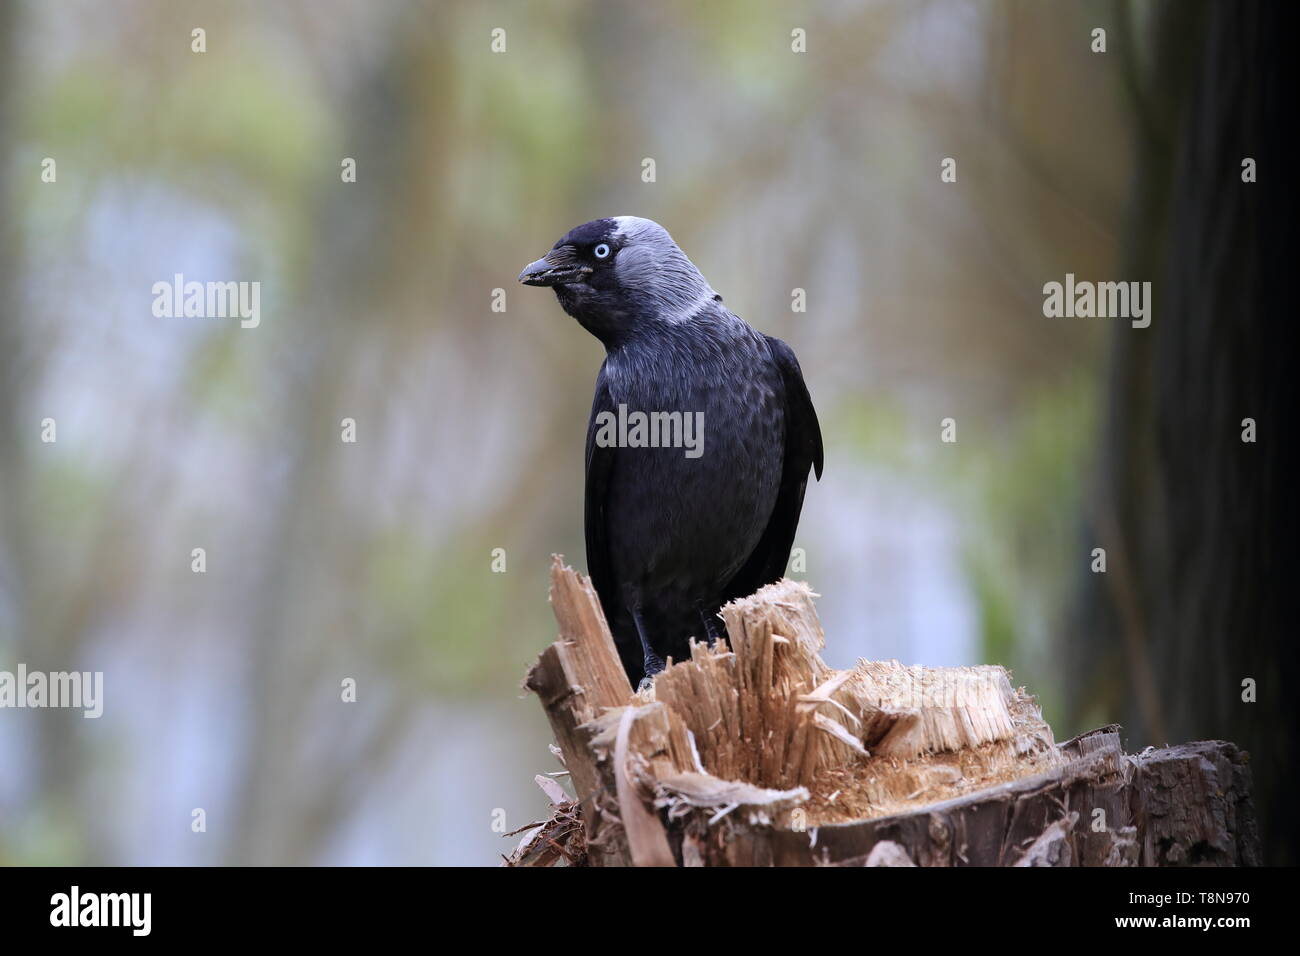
left=519, top=216, right=823, bottom=686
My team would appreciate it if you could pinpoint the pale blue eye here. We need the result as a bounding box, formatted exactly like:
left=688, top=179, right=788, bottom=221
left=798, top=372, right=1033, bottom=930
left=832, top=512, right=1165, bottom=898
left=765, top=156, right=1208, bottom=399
left=594, top=243, right=611, bottom=259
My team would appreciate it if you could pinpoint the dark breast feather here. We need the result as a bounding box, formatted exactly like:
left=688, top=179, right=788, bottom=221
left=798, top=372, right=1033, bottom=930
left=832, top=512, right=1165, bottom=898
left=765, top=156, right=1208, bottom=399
left=582, top=369, right=643, bottom=675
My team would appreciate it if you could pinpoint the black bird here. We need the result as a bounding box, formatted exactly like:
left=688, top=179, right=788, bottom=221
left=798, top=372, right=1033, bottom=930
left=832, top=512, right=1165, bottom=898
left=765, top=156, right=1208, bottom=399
left=519, top=216, right=822, bottom=687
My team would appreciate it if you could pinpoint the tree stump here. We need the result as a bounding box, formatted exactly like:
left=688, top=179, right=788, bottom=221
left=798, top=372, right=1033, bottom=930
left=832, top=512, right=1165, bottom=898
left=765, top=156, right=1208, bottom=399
left=510, top=558, right=1259, bottom=867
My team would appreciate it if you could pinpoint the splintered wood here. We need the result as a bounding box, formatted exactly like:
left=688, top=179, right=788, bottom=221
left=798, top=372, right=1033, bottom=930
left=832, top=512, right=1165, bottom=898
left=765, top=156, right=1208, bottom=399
left=520, top=558, right=1259, bottom=866
left=527, top=558, right=1059, bottom=828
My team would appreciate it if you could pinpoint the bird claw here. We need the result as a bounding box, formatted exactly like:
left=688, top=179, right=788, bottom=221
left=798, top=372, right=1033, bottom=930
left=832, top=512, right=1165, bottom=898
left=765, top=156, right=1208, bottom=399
left=637, top=653, right=665, bottom=694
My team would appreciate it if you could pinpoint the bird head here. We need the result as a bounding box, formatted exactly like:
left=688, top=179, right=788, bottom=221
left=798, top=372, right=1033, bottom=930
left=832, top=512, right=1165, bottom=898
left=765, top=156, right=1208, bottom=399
left=518, top=216, right=717, bottom=346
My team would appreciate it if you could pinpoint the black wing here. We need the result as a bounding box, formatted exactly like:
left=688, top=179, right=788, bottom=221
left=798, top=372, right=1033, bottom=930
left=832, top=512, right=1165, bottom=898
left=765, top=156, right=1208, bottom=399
left=722, top=335, right=824, bottom=602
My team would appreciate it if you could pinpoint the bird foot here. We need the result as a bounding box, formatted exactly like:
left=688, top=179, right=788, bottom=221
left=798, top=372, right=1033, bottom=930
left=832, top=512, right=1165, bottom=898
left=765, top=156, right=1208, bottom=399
left=637, top=676, right=656, bottom=694
left=639, top=652, right=665, bottom=692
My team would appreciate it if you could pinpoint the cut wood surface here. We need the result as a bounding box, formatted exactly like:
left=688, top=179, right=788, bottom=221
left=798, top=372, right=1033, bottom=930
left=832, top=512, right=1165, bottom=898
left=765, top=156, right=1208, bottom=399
left=513, top=557, right=1259, bottom=867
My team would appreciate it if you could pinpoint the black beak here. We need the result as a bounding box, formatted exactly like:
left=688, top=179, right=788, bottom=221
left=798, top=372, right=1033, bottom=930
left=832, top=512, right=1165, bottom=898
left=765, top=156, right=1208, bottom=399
left=518, top=254, right=591, bottom=287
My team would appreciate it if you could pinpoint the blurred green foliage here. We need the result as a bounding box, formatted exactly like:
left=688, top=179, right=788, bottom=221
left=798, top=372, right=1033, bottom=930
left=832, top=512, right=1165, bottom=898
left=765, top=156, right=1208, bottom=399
left=1, top=0, right=1136, bottom=864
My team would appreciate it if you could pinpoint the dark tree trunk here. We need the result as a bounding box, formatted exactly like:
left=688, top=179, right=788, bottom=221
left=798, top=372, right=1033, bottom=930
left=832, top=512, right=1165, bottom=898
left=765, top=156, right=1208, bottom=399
left=1072, top=0, right=1298, bottom=864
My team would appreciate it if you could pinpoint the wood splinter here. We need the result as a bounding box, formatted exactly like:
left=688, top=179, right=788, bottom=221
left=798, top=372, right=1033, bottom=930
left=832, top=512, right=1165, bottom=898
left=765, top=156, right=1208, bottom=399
left=515, top=556, right=1259, bottom=867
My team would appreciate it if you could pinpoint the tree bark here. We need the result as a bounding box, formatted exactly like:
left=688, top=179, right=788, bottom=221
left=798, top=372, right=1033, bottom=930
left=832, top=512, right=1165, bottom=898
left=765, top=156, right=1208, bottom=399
left=1072, top=0, right=1297, bottom=864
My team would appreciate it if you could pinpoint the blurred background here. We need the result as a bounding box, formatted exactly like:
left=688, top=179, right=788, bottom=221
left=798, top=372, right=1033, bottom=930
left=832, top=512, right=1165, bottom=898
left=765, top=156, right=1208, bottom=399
left=0, top=0, right=1292, bottom=865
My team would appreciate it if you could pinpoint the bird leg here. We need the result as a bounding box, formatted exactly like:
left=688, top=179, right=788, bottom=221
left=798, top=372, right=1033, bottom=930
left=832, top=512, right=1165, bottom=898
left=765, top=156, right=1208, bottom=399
left=631, top=606, right=665, bottom=692
left=697, top=601, right=724, bottom=647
